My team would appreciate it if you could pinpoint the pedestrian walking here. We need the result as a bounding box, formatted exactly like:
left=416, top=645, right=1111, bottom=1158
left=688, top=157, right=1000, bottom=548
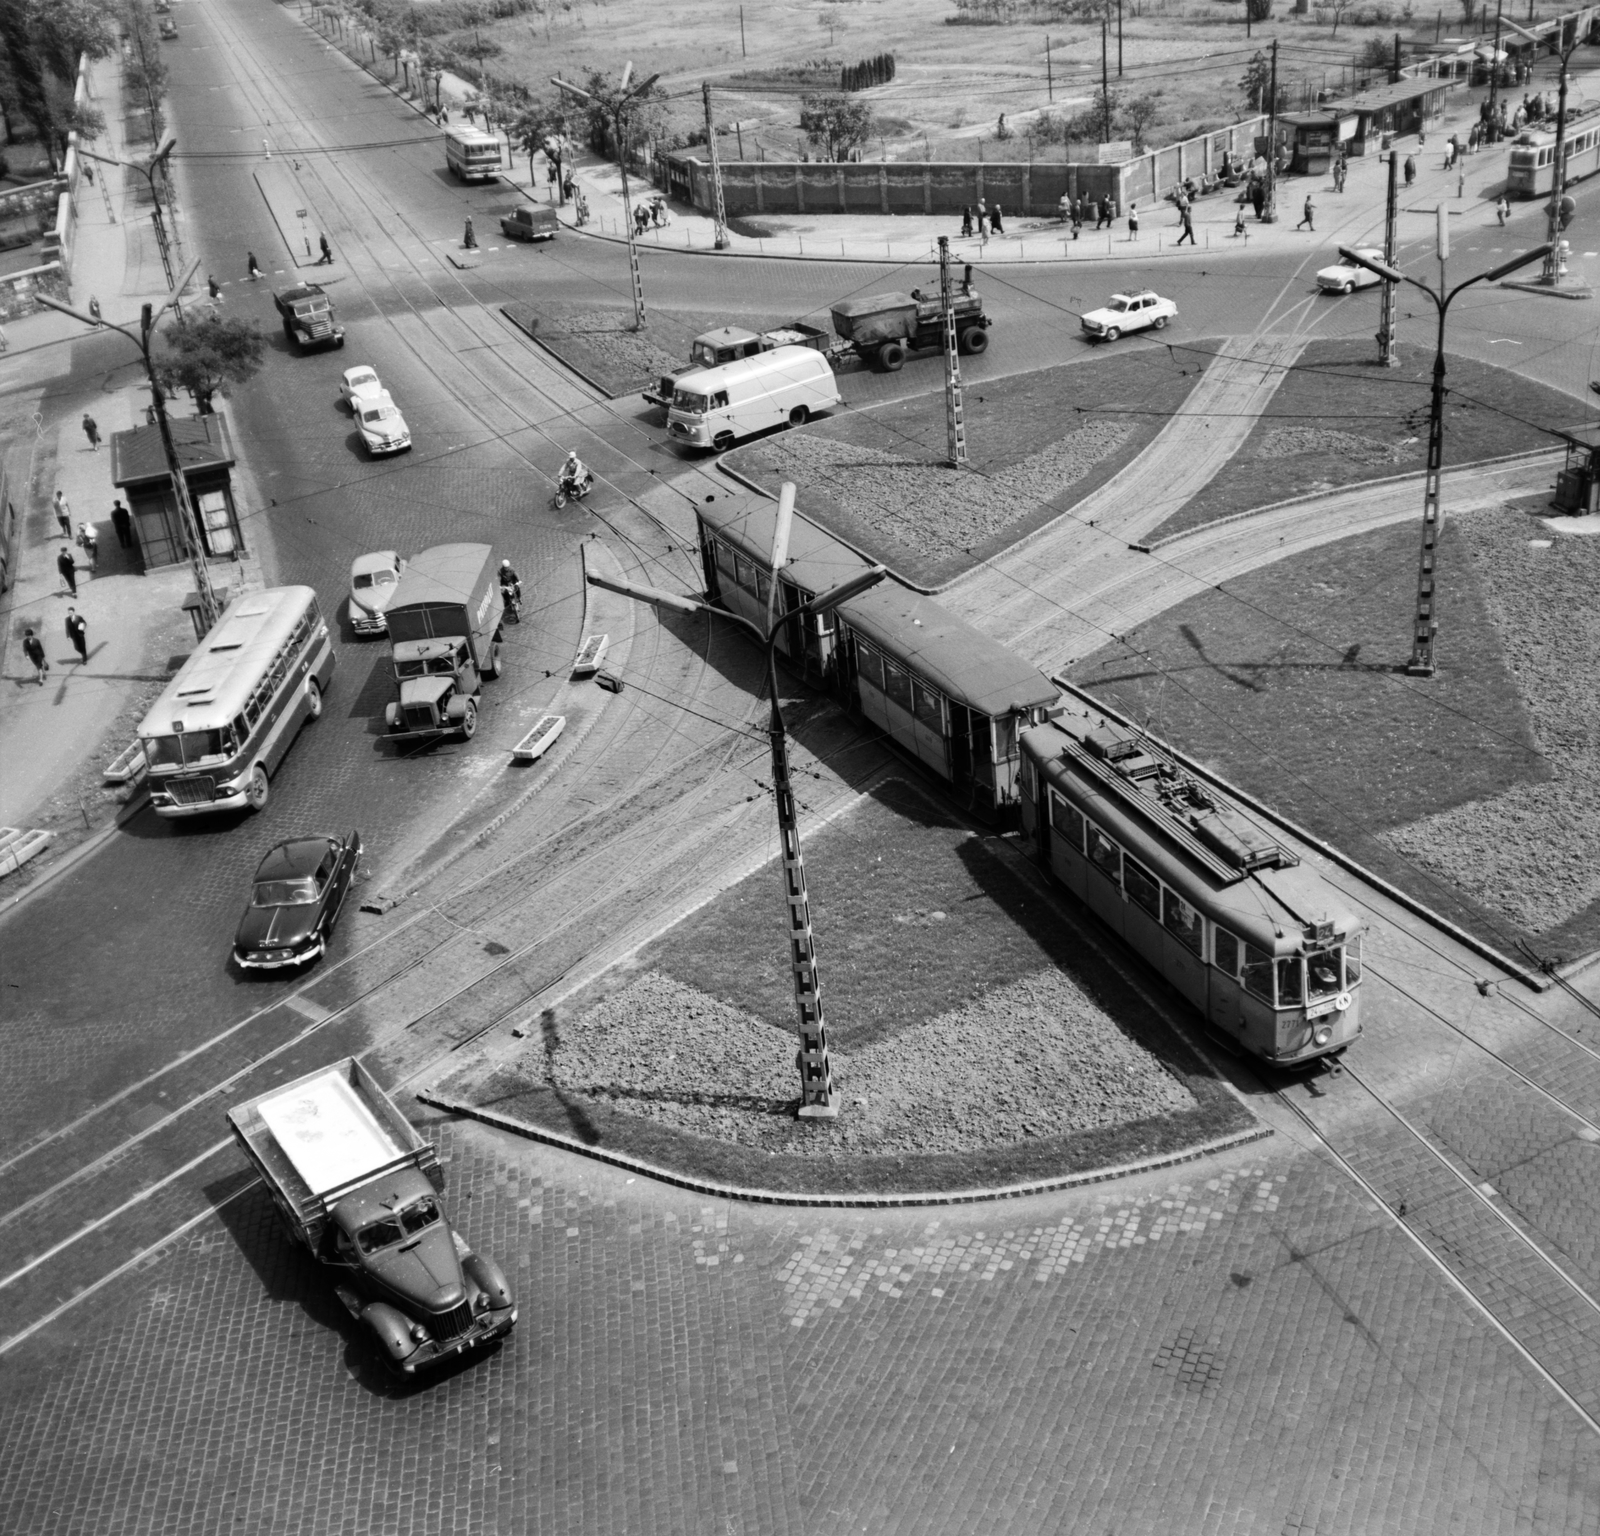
left=960, top=206, right=973, bottom=237
left=88, top=296, right=102, bottom=325
left=1096, top=197, right=1112, bottom=229
left=77, top=521, right=98, bottom=573
left=56, top=546, right=77, bottom=597
left=1250, top=179, right=1264, bottom=219
left=247, top=251, right=261, bottom=280
left=318, top=234, right=332, bottom=265
left=976, top=198, right=987, bottom=232
left=1296, top=194, right=1315, bottom=232
left=111, top=499, right=132, bottom=548
left=1127, top=201, right=1139, bottom=240
left=207, top=274, right=222, bottom=304
left=1070, top=202, right=1082, bottom=240
left=1232, top=205, right=1246, bottom=237
left=463, top=214, right=477, bottom=249
left=1176, top=205, right=1195, bottom=245
left=65, top=608, right=87, bottom=664
left=21, top=628, right=47, bottom=685
left=82, top=161, right=94, bottom=186
left=990, top=202, right=1004, bottom=235
left=53, top=490, right=72, bottom=539
left=82, top=412, right=100, bottom=451
left=1496, top=195, right=1510, bottom=226
left=440, top=107, right=449, bottom=124
left=1403, top=155, right=1416, bottom=186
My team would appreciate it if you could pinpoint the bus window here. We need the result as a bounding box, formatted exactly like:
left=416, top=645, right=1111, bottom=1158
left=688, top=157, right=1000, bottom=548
left=1048, top=789, right=1084, bottom=851
left=1123, top=854, right=1161, bottom=918
left=1213, top=926, right=1241, bottom=975
left=1276, top=957, right=1304, bottom=1007
left=1086, top=823, right=1121, bottom=882
left=1242, top=943, right=1274, bottom=1001
left=1163, top=889, right=1205, bottom=955
left=1344, top=933, right=1362, bottom=987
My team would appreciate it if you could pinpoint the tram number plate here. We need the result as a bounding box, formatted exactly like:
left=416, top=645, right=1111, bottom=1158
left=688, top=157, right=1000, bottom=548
left=1306, top=999, right=1339, bottom=1020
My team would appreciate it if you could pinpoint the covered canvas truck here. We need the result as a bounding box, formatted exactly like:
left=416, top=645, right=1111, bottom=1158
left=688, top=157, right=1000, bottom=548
left=643, top=321, right=832, bottom=408
left=383, top=543, right=504, bottom=743
left=227, top=1058, right=517, bottom=1375
left=829, top=286, right=990, bottom=371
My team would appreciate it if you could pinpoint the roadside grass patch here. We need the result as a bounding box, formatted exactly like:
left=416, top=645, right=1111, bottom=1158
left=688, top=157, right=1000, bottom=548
left=1145, top=339, right=1581, bottom=544
left=453, top=777, right=1254, bottom=1196
left=1067, top=503, right=1600, bottom=958
left=725, top=347, right=1215, bottom=588
left=500, top=302, right=714, bottom=397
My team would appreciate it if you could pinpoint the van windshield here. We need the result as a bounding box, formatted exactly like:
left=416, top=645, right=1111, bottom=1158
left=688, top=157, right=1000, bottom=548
left=673, top=389, right=710, bottom=414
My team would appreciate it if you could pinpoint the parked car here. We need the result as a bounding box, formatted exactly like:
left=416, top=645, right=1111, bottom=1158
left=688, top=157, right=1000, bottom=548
left=349, top=550, right=406, bottom=636
left=1316, top=248, right=1385, bottom=294
left=355, top=390, right=411, bottom=455
left=339, top=365, right=384, bottom=409
left=233, top=833, right=362, bottom=970
left=158, top=15, right=178, bottom=37
left=1080, top=290, right=1177, bottom=343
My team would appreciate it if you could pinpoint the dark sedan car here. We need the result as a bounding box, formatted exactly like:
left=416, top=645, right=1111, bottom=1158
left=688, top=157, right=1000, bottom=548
left=233, top=832, right=362, bottom=970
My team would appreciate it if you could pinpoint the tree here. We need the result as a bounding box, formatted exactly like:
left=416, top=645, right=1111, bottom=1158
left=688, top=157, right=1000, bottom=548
left=155, top=315, right=266, bottom=416
left=0, top=0, right=117, bottom=167
left=1122, top=90, right=1163, bottom=153
left=798, top=92, right=874, bottom=162
left=511, top=96, right=574, bottom=197
left=576, top=67, right=671, bottom=157
left=1327, top=0, right=1355, bottom=37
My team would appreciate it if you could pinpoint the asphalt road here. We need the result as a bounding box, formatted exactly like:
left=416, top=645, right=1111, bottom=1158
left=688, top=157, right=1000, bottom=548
left=6, top=2, right=1600, bottom=1529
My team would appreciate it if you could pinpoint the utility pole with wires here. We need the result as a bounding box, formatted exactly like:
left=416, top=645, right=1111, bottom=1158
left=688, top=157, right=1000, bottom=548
left=1101, top=17, right=1110, bottom=142
left=702, top=81, right=729, bottom=251
left=1486, top=0, right=1505, bottom=133
left=1262, top=39, right=1280, bottom=223
left=1045, top=35, right=1053, bottom=103
left=1379, top=148, right=1400, bottom=366
left=553, top=63, right=658, bottom=327
left=938, top=237, right=969, bottom=469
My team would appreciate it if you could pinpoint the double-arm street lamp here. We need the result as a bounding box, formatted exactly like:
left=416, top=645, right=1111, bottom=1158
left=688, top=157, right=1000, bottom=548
left=1339, top=229, right=1551, bottom=676
left=587, top=498, right=887, bottom=1119
left=39, top=259, right=225, bottom=637
left=81, top=134, right=179, bottom=290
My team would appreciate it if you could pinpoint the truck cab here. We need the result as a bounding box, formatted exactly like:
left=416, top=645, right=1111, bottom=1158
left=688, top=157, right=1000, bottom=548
left=387, top=636, right=483, bottom=740
left=274, top=283, right=345, bottom=351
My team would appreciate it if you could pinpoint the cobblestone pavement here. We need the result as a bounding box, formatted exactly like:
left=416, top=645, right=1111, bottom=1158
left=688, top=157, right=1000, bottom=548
left=3, top=1118, right=1598, bottom=1536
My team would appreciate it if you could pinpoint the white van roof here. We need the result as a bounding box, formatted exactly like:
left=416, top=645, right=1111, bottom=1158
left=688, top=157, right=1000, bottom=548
left=675, top=345, right=833, bottom=391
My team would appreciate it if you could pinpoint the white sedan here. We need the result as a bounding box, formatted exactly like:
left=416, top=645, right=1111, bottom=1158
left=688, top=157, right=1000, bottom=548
left=1316, top=248, right=1385, bottom=294
left=1080, top=290, right=1177, bottom=343
left=339, top=365, right=384, bottom=408
left=355, top=390, right=412, bottom=455
left=349, top=550, right=405, bottom=635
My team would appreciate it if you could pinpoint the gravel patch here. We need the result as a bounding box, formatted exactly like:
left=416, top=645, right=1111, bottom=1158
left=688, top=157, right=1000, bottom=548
left=1383, top=506, right=1600, bottom=934
left=1252, top=427, right=1403, bottom=467
left=533, top=965, right=1195, bottom=1157
left=752, top=420, right=1131, bottom=553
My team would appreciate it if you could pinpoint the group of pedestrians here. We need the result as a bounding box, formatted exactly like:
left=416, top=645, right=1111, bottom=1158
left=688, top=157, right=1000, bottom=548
left=959, top=200, right=1006, bottom=239
left=21, top=611, right=88, bottom=683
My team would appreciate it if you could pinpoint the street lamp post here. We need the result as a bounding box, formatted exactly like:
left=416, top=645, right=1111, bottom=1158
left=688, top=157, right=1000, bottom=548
left=587, top=540, right=888, bottom=1119
left=39, top=263, right=224, bottom=637
left=82, top=135, right=179, bottom=291
left=1339, top=234, right=1552, bottom=676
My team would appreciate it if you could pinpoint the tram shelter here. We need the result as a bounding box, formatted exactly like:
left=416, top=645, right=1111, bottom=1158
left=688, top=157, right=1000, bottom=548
left=108, top=411, right=243, bottom=570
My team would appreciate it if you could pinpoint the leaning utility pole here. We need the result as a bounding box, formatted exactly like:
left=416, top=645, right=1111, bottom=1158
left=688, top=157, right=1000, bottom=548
left=1379, top=149, right=1400, bottom=366
left=702, top=81, right=729, bottom=251
left=1100, top=17, right=1110, bottom=142
left=938, top=238, right=969, bottom=468
left=1262, top=39, right=1279, bottom=222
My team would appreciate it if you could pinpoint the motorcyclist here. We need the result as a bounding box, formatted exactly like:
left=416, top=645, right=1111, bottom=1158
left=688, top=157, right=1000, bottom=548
left=560, top=451, right=590, bottom=496
left=498, top=558, right=522, bottom=608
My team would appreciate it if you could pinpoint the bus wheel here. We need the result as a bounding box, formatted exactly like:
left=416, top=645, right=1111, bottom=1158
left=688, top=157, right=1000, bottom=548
left=245, top=766, right=270, bottom=812
left=460, top=700, right=478, bottom=739
left=788, top=404, right=809, bottom=427
left=305, top=679, right=323, bottom=719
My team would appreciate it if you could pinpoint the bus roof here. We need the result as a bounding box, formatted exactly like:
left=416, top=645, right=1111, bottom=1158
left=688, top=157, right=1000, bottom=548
left=444, top=127, right=501, bottom=148
left=138, top=586, right=317, bottom=737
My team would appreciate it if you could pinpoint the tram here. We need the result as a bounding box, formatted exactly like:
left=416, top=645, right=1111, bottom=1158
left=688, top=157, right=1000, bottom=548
left=1019, top=708, right=1363, bottom=1068
left=1506, top=109, right=1600, bottom=198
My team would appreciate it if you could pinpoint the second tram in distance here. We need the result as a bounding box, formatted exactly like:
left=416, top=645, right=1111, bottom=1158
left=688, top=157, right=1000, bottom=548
left=1506, top=109, right=1600, bottom=197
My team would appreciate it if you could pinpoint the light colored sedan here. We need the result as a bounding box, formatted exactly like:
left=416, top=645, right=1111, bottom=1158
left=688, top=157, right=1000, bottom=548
left=349, top=550, right=405, bottom=635
left=1080, top=290, right=1177, bottom=343
left=1316, top=248, right=1385, bottom=294
left=356, top=390, right=411, bottom=455
left=339, top=364, right=384, bottom=409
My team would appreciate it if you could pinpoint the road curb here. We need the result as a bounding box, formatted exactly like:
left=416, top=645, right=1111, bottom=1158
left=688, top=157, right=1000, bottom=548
left=498, top=305, right=618, bottom=400
left=0, top=787, right=148, bottom=922
left=414, top=1090, right=1273, bottom=1207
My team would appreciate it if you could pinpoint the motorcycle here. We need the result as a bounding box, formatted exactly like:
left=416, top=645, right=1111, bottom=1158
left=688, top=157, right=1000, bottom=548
left=552, top=469, right=593, bottom=510
left=499, top=578, right=522, bottom=623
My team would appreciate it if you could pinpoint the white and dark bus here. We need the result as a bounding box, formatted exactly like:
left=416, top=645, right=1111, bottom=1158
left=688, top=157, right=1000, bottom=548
left=444, top=128, right=502, bottom=182
left=139, top=586, right=336, bottom=817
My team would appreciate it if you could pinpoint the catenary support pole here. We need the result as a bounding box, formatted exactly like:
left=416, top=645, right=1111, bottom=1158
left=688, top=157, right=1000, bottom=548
left=703, top=81, right=729, bottom=250
left=1380, top=149, right=1400, bottom=366
left=939, top=237, right=969, bottom=468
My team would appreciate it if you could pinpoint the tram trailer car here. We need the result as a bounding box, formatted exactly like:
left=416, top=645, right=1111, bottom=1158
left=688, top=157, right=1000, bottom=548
left=1506, top=107, right=1600, bottom=198
left=1020, top=711, right=1362, bottom=1068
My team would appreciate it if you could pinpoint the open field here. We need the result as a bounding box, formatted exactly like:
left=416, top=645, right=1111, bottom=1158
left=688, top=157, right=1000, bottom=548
left=1144, top=338, right=1591, bottom=544
left=726, top=348, right=1213, bottom=586
left=1071, top=498, right=1600, bottom=960
left=444, top=777, right=1253, bottom=1194
left=404, top=0, right=1484, bottom=160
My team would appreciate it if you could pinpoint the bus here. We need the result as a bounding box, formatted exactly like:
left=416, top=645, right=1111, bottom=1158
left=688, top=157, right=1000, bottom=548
left=1506, top=109, right=1600, bottom=198
left=444, top=128, right=502, bottom=183
left=139, top=586, right=336, bottom=818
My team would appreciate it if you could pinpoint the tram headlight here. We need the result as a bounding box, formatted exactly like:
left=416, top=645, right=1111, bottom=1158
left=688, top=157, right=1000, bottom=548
left=1313, top=1025, right=1333, bottom=1046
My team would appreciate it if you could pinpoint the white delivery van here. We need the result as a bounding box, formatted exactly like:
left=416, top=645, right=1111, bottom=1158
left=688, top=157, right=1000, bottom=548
left=666, top=346, right=841, bottom=452
left=444, top=128, right=502, bottom=182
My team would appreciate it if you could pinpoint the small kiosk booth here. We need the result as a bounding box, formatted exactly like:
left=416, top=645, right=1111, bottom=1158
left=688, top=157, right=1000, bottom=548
left=109, top=412, right=244, bottom=570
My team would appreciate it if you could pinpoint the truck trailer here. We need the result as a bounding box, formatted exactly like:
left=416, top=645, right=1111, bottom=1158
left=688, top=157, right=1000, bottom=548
left=382, top=543, right=505, bottom=743
left=829, top=284, right=990, bottom=371
left=227, top=1057, right=517, bottom=1375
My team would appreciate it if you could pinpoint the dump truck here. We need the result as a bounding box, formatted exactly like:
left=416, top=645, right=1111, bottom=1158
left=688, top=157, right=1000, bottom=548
left=273, top=282, right=345, bottom=351
left=382, top=543, right=504, bottom=743
left=227, top=1057, right=517, bottom=1375
left=829, top=283, right=990, bottom=371
left=643, top=321, right=832, bottom=408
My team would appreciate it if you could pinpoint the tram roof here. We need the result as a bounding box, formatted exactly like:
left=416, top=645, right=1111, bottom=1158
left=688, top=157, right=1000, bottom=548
left=696, top=491, right=874, bottom=600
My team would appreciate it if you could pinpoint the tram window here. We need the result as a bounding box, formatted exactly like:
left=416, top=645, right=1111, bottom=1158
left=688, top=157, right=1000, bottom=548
left=1048, top=790, right=1084, bottom=851
left=1306, top=950, right=1341, bottom=999
left=882, top=660, right=913, bottom=712
left=1213, top=926, right=1240, bottom=976
left=1086, top=824, right=1121, bottom=882
left=912, top=679, right=945, bottom=731
left=1242, top=943, right=1274, bottom=1002
left=755, top=569, right=771, bottom=607
left=1163, top=889, right=1205, bottom=956
left=1276, top=957, right=1304, bottom=1007
left=1123, top=855, right=1161, bottom=918
left=856, top=644, right=884, bottom=692
left=715, top=540, right=737, bottom=581
left=1344, top=933, right=1362, bottom=987
left=733, top=552, right=756, bottom=591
